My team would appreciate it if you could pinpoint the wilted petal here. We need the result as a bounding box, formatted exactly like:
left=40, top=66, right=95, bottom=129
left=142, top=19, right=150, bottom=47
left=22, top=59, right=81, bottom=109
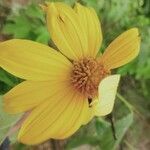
left=91, top=75, right=120, bottom=116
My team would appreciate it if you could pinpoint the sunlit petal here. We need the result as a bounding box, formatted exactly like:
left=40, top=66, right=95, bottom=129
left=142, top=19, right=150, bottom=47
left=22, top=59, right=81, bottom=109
left=3, top=81, right=68, bottom=114
left=18, top=86, right=85, bottom=145
left=0, top=39, right=72, bottom=81
left=45, top=2, right=88, bottom=60
left=74, top=3, right=102, bottom=57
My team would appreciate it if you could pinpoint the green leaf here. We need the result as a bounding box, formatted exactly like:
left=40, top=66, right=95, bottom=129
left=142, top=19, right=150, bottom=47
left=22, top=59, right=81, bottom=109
left=95, top=118, right=110, bottom=137
left=0, top=69, right=18, bottom=87
left=0, top=96, right=20, bottom=144
left=98, top=113, right=133, bottom=150
left=35, top=26, right=50, bottom=44
left=0, top=69, right=21, bottom=94
left=3, top=16, right=31, bottom=38
left=66, top=112, right=133, bottom=150
left=66, top=135, right=99, bottom=149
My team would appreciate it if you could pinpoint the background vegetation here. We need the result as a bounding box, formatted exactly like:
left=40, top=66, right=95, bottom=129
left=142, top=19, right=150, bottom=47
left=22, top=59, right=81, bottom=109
left=0, top=0, right=150, bottom=149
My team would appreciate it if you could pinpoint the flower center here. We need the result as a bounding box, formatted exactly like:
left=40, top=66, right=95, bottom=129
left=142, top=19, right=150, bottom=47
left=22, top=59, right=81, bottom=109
left=71, top=58, right=110, bottom=98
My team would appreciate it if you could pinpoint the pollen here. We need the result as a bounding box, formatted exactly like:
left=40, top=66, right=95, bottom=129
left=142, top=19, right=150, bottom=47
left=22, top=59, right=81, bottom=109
left=71, top=58, right=110, bottom=98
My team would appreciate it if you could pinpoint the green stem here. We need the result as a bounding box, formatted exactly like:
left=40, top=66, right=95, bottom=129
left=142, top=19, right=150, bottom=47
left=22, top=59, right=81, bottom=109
left=116, top=93, right=133, bottom=112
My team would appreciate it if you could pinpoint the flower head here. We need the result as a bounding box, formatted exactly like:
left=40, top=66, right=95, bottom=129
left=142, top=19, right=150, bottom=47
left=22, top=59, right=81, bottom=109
left=0, top=2, right=140, bottom=145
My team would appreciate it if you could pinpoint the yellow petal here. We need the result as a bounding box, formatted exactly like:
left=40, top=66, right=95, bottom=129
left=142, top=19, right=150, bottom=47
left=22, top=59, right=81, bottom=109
left=81, top=99, right=94, bottom=125
left=74, top=3, right=102, bottom=57
left=93, top=75, right=120, bottom=116
left=100, top=28, right=141, bottom=69
left=51, top=94, right=85, bottom=139
left=60, top=98, right=90, bottom=138
left=18, top=86, right=86, bottom=145
left=45, top=2, right=88, bottom=60
left=3, top=81, right=67, bottom=114
left=0, top=39, right=72, bottom=81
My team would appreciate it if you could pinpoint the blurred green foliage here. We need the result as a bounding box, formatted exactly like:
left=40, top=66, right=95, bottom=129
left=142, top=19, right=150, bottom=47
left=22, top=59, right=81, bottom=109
left=0, top=0, right=150, bottom=149
left=2, top=3, right=50, bottom=44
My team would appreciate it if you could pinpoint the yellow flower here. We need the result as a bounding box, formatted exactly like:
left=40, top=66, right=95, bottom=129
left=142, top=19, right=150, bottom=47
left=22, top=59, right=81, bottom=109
left=0, top=2, right=140, bottom=145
